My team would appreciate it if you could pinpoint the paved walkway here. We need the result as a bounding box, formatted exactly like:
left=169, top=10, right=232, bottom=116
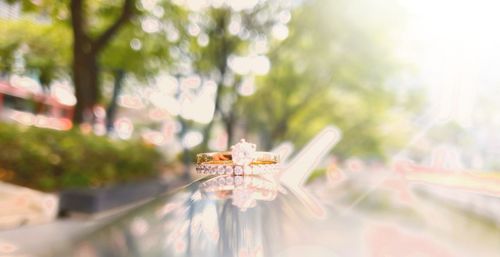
left=0, top=219, right=101, bottom=256
left=0, top=177, right=188, bottom=257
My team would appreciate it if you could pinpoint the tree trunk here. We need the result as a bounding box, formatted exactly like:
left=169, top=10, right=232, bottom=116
left=270, top=118, right=289, bottom=145
left=199, top=12, right=230, bottom=151
left=71, top=0, right=99, bottom=125
left=200, top=116, right=215, bottom=152
left=225, top=111, right=235, bottom=146
left=70, top=0, right=134, bottom=125
left=106, top=69, right=125, bottom=132
left=178, top=117, right=192, bottom=180
left=225, top=121, right=233, bottom=147
left=72, top=50, right=99, bottom=124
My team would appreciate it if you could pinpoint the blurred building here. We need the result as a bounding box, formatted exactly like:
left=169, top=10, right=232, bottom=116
left=0, top=78, right=74, bottom=130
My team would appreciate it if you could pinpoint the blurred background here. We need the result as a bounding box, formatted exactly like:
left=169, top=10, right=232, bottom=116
left=1, top=0, right=500, bottom=232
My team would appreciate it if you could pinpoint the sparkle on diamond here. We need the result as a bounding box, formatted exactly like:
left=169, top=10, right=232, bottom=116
left=231, top=139, right=256, bottom=166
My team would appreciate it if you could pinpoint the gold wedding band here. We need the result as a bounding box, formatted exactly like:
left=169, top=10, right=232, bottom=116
left=196, top=151, right=279, bottom=165
left=195, top=139, right=280, bottom=176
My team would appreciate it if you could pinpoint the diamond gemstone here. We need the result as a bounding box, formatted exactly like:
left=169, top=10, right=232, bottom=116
left=234, top=166, right=244, bottom=175
left=225, top=166, right=234, bottom=175
left=234, top=176, right=243, bottom=185
left=231, top=139, right=256, bottom=166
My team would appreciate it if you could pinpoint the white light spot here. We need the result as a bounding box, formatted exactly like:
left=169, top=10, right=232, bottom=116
left=141, top=17, right=161, bottom=33
left=252, top=55, right=270, bottom=75
left=272, top=24, right=289, bottom=40
left=181, top=75, right=201, bottom=89
left=166, top=23, right=180, bottom=42
left=228, top=18, right=241, bottom=35
left=153, top=6, right=164, bottom=18
left=142, top=130, right=165, bottom=145
left=228, top=55, right=251, bottom=75
left=130, top=38, right=142, bottom=51
left=197, top=33, right=209, bottom=47
left=210, top=0, right=224, bottom=8
left=115, top=118, right=134, bottom=140
left=228, top=55, right=271, bottom=75
left=150, top=94, right=180, bottom=116
left=156, top=74, right=179, bottom=95
left=185, top=0, right=209, bottom=11
left=188, top=23, right=201, bottom=36
left=278, top=10, right=292, bottom=24
left=140, top=0, right=158, bottom=11
left=238, top=77, right=256, bottom=96
left=227, top=0, right=258, bottom=11
left=182, top=131, right=203, bottom=149
left=51, top=82, right=77, bottom=106
left=203, top=80, right=217, bottom=95
left=253, top=38, right=269, bottom=54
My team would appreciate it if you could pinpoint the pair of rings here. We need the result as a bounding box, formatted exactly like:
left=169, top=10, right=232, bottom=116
left=195, top=139, right=280, bottom=176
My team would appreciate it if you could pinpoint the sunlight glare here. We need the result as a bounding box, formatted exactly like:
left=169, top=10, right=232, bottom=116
left=402, top=0, right=500, bottom=126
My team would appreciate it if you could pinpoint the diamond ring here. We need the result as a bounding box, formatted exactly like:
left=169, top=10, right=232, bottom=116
left=195, top=139, right=280, bottom=176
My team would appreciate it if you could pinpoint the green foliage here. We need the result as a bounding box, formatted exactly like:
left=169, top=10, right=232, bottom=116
left=100, top=2, right=187, bottom=80
left=164, top=1, right=291, bottom=149
left=3, top=0, right=182, bottom=103
left=0, top=0, right=421, bottom=163
left=305, top=168, right=327, bottom=184
left=0, top=123, right=163, bottom=192
left=0, top=18, right=70, bottom=86
left=241, top=0, right=413, bottom=159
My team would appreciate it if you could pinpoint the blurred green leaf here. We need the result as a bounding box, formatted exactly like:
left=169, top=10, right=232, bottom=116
left=0, top=123, right=164, bottom=191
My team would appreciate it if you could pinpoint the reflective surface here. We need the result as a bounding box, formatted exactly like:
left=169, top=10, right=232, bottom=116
left=49, top=172, right=500, bottom=257
left=46, top=128, right=500, bottom=257
left=50, top=174, right=342, bottom=257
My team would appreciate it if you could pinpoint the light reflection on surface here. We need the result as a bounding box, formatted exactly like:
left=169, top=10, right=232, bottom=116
left=50, top=127, right=500, bottom=257
left=201, top=175, right=279, bottom=211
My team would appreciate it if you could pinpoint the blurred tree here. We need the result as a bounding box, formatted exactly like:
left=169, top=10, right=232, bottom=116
left=241, top=0, right=413, bottom=158
left=167, top=0, right=291, bottom=150
left=2, top=0, right=185, bottom=129
left=69, top=0, right=135, bottom=124
left=0, top=19, right=70, bottom=89
left=99, top=3, right=185, bottom=132
left=5, top=0, right=137, bottom=124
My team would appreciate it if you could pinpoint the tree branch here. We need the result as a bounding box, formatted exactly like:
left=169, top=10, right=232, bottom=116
left=70, top=0, right=88, bottom=43
left=91, top=0, right=135, bottom=54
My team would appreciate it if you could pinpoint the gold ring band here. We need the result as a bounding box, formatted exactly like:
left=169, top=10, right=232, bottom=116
left=196, top=151, right=279, bottom=165
left=194, top=139, right=280, bottom=176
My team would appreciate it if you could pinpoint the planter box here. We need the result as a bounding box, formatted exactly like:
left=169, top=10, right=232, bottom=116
left=59, top=180, right=169, bottom=216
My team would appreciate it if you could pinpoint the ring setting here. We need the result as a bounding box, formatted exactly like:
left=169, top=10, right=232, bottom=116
left=195, top=139, right=279, bottom=176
